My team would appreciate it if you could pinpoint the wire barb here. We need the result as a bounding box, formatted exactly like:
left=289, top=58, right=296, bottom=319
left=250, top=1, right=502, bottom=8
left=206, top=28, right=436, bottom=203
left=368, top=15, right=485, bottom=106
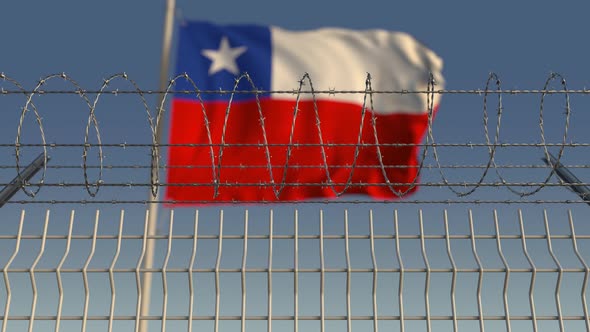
left=0, top=72, right=588, bottom=203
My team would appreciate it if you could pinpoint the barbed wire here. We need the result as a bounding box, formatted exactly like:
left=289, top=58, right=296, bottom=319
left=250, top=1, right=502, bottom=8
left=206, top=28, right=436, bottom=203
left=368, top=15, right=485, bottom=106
left=2, top=181, right=590, bottom=188
left=2, top=163, right=590, bottom=169
left=1, top=71, right=586, bottom=203
left=4, top=143, right=590, bottom=147
left=4, top=200, right=590, bottom=205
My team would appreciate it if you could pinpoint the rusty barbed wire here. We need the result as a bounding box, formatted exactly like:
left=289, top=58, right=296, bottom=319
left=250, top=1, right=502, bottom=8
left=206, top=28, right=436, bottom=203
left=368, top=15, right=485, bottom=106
left=1, top=71, right=586, bottom=202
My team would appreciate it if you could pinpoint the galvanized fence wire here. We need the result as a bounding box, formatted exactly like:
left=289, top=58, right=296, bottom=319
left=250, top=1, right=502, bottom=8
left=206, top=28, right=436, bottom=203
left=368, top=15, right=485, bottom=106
left=0, top=72, right=587, bottom=204
left=1, top=209, right=590, bottom=331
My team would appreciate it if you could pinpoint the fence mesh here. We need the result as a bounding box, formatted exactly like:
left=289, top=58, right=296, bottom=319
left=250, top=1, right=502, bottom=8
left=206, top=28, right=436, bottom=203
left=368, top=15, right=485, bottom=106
left=0, top=73, right=590, bottom=331
left=2, top=208, right=590, bottom=332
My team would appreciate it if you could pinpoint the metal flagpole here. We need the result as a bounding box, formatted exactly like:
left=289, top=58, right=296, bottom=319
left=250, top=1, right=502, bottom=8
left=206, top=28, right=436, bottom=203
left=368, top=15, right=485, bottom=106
left=140, top=0, right=176, bottom=331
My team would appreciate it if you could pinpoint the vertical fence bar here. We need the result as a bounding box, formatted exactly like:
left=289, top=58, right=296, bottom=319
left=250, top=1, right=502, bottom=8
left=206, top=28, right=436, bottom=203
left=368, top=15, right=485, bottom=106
left=294, top=210, right=299, bottom=332
left=2, top=210, right=25, bottom=332
left=161, top=211, right=174, bottom=332
left=519, top=210, right=538, bottom=332
left=241, top=210, right=248, bottom=332
left=494, top=210, right=511, bottom=332
left=108, top=211, right=124, bottom=332
left=569, top=210, right=590, bottom=331
left=55, top=211, right=74, bottom=332
left=394, top=210, right=405, bottom=332
left=268, top=210, right=273, bottom=332
left=82, top=211, right=99, bottom=332
left=543, top=210, right=564, bottom=332
left=135, top=211, right=150, bottom=332
left=344, top=210, right=352, bottom=332
left=28, top=210, right=49, bottom=332
left=369, top=210, right=379, bottom=332
left=319, top=210, right=325, bottom=332
left=443, top=210, right=458, bottom=332
left=469, top=210, right=485, bottom=332
left=188, top=210, right=198, bottom=332
left=419, top=210, right=431, bottom=332
left=214, top=211, right=223, bottom=332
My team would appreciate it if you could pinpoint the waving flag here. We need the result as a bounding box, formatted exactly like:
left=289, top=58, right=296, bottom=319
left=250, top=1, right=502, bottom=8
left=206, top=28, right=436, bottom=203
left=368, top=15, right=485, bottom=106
left=166, top=21, right=444, bottom=203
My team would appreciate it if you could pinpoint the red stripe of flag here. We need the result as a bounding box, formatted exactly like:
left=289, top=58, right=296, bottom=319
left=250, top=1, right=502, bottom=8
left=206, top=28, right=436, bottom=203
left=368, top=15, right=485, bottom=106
left=165, top=98, right=431, bottom=203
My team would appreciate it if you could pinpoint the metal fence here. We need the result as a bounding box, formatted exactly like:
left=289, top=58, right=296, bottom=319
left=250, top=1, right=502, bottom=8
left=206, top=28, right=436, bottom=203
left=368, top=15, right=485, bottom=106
left=3, top=208, right=590, bottom=332
left=0, top=73, right=590, bottom=331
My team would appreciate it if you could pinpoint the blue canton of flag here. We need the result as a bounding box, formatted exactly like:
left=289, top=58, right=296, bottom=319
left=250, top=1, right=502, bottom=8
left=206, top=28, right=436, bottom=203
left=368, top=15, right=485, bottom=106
left=174, top=21, right=272, bottom=102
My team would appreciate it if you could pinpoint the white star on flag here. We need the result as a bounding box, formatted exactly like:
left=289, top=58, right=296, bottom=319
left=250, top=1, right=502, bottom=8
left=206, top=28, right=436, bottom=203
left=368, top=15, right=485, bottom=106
left=201, top=36, right=247, bottom=75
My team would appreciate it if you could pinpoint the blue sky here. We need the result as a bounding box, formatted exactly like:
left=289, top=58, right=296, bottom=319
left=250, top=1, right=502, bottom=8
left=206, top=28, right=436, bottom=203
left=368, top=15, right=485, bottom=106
left=2, top=0, right=589, bottom=206
left=1, top=1, right=590, bottom=331
left=4, top=0, right=590, bottom=85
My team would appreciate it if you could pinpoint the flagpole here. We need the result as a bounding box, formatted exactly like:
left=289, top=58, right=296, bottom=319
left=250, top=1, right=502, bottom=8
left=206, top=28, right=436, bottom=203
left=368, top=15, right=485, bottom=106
left=141, top=0, right=176, bottom=331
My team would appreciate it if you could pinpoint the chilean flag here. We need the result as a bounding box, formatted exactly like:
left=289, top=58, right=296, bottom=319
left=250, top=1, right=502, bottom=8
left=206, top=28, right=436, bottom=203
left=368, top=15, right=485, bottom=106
left=166, top=21, right=444, bottom=203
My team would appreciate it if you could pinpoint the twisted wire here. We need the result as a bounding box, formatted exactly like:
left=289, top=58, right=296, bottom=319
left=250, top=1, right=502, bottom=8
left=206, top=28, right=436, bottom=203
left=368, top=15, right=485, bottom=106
left=1, top=72, right=587, bottom=202
left=3, top=73, right=48, bottom=198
